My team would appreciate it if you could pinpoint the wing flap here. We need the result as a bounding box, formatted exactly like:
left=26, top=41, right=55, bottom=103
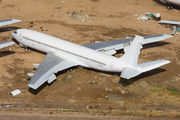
left=28, top=51, right=78, bottom=89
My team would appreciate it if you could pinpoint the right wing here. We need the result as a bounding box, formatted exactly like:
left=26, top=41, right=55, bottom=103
left=28, top=51, right=78, bottom=89
left=82, top=34, right=172, bottom=54
left=0, top=41, right=15, bottom=49
left=0, top=19, right=22, bottom=27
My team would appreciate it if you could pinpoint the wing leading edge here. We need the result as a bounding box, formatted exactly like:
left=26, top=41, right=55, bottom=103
left=28, top=51, right=78, bottom=89
left=82, top=34, right=172, bottom=52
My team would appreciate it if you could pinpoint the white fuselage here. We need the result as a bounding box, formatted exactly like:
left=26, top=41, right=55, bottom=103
left=165, top=0, right=180, bottom=6
left=12, top=29, right=128, bottom=73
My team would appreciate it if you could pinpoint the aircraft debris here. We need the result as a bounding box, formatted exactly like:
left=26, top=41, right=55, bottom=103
left=0, top=103, right=18, bottom=108
left=136, top=12, right=161, bottom=22
left=27, top=73, right=34, bottom=77
left=68, top=11, right=96, bottom=22
left=10, top=89, right=21, bottom=96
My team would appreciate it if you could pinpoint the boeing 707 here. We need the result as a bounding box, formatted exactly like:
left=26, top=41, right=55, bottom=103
left=11, top=29, right=172, bottom=90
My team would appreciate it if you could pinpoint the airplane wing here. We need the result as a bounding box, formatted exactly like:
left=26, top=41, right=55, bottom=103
left=0, top=41, right=15, bottom=49
left=28, top=51, right=78, bottom=89
left=159, top=20, right=180, bottom=25
left=0, top=19, right=22, bottom=27
left=82, top=34, right=172, bottom=55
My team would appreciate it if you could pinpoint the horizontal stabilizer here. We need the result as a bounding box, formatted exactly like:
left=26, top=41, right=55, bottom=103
left=138, top=60, right=170, bottom=72
left=121, top=68, right=141, bottom=79
left=120, top=60, right=170, bottom=79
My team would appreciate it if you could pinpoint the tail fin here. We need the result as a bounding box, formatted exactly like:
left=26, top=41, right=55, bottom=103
left=120, top=35, right=143, bottom=67
left=119, top=36, right=170, bottom=79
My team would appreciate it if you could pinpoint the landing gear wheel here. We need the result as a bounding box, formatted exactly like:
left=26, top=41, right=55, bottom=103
left=167, top=6, right=172, bottom=10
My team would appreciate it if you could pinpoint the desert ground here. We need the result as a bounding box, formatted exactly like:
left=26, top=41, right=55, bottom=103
left=0, top=0, right=180, bottom=119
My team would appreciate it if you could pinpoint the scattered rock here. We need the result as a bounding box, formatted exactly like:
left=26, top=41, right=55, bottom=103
left=105, top=95, right=109, bottom=99
left=105, top=87, right=108, bottom=91
left=97, top=83, right=101, bottom=86
left=139, top=81, right=148, bottom=88
left=121, top=90, right=126, bottom=94
left=103, top=78, right=106, bottom=82
left=174, top=76, right=180, bottom=82
left=164, top=81, right=169, bottom=84
left=68, top=99, right=76, bottom=104
left=117, top=87, right=121, bottom=90
left=114, top=101, right=124, bottom=106
left=65, top=75, right=72, bottom=80
left=109, top=89, right=113, bottom=91
left=77, top=87, right=81, bottom=91
left=109, top=106, right=113, bottom=109
left=86, top=105, right=89, bottom=109
left=99, top=78, right=102, bottom=80
left=170, top=80, right=175, bottom=83
left=88, top=81, right=92, bottom=84
left=112, top=78, right=119, bottom=83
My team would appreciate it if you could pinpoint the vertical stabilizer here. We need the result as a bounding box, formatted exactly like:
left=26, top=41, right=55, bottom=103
left=120, top=35, right=143, bottom=67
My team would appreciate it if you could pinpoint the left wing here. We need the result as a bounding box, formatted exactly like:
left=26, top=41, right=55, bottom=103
left=82, top=34, right=172, bottom=55
left=0, top=41, right=15, bottom=49
left=0, top=19, right=22, bottom=27
left=28, top=51, right=78, bottom=89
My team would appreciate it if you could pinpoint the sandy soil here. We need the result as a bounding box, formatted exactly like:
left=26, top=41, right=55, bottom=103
left=0, top=0, right=180, bottom=119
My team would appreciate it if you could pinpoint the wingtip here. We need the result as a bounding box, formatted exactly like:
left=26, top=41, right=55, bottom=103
left=28, top=83, right=38, bottom=90
left=11, top=19, right=22, bottom=23
left=163, top=34, right=173, bottom=39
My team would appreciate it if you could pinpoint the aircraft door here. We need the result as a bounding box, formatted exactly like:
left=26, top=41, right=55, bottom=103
left=110, top=62, right=115, bottom=70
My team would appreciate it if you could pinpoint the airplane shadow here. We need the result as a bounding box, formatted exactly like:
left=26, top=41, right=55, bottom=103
left=153, top=0, right=180, bottom=10
left=0, top=51, right=16, bottom=57
left=28, top=67, right=74, bottom=95
left=119, top=68, right=166, bottom=87
left=0, top=26, right=21, bottom=33
left=142, top=41, right=170, bottom=49
left=28, top=81, right=55, bottom=95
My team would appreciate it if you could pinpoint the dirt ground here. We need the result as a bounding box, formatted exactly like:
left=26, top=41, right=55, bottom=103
left=1, top=0, right=180, bottom=119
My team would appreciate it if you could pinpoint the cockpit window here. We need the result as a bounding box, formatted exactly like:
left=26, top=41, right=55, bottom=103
left=13, top=31, right=17, bottom=34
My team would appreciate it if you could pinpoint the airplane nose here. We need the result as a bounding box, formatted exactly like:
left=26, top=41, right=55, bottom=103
left=12, top=30, right=18, bottom=40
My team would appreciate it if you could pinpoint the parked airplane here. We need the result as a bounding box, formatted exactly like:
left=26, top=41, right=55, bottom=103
left=12, top=29, right=172, bottom=90
left=0, top=19, right=21, bottom=49
left=159, top=20, right=180, bottom=35
left=160, top=0, right=180, bottom=9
